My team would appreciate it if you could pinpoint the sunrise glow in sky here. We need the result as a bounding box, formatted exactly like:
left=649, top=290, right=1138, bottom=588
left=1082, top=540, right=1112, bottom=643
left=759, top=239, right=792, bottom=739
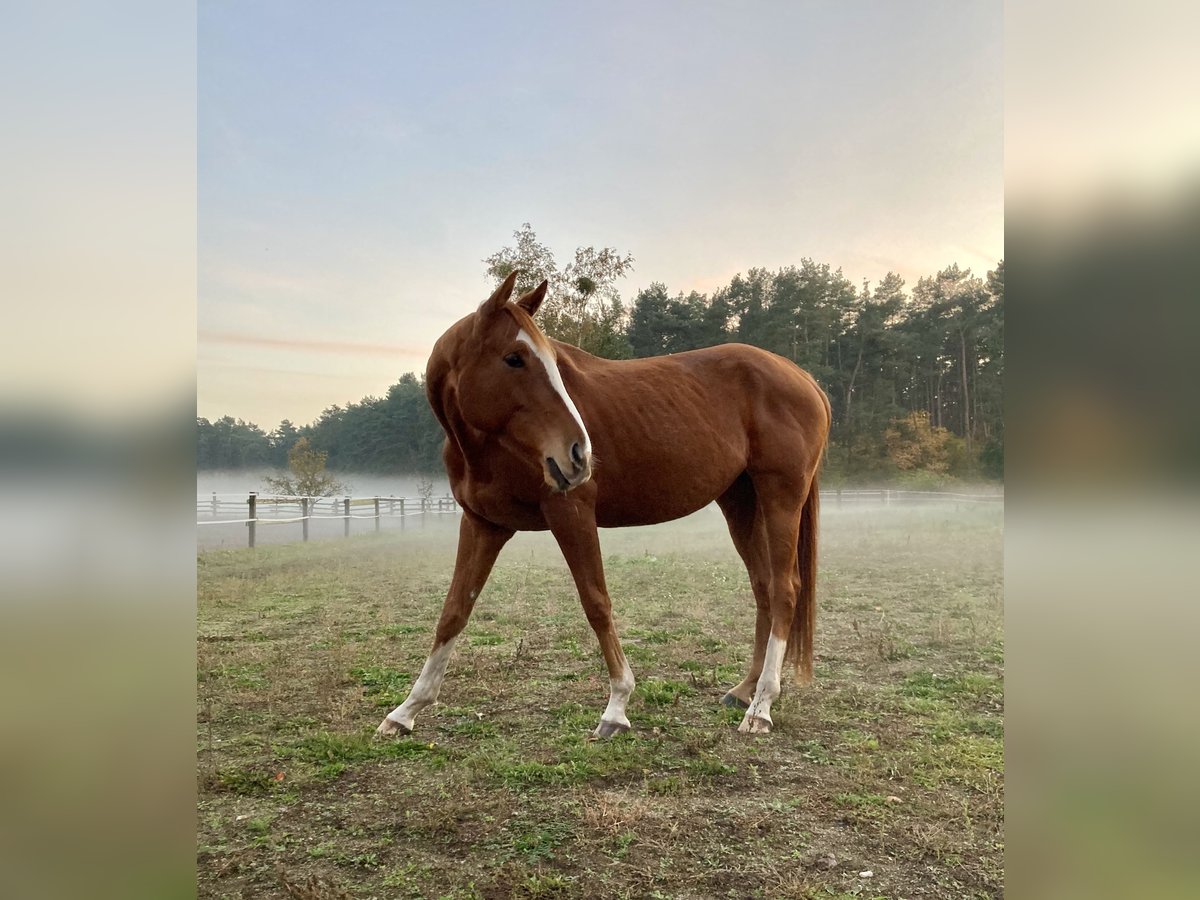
left=199, top=1, right=1002, bottom=428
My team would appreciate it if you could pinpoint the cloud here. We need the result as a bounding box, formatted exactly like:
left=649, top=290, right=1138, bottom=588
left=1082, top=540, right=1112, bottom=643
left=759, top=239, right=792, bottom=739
left=199, top=331, right=429, bottom=357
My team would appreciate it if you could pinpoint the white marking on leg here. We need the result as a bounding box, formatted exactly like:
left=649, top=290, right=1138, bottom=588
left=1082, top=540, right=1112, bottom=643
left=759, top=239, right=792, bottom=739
left=382, top=637, right=457, bottom=733
left=600, top=660, right=636, bottom=729
left=516, top=328, right=591, bottom=453
left=740, top=633, right=786, bottom=733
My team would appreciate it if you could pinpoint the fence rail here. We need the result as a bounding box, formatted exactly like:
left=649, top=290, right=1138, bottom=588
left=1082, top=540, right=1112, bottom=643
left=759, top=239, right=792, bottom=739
left=196, top=488, right=1000, bottom=549
left=197, top=492, right=461, bottom=547
left=826, top=489, right=1003, bottom=504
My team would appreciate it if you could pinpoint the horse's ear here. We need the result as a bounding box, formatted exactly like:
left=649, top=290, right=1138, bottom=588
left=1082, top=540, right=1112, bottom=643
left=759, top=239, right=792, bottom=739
left=516, top=280, right=549, bottom=316
left=480, top=270, right=520, bottom=316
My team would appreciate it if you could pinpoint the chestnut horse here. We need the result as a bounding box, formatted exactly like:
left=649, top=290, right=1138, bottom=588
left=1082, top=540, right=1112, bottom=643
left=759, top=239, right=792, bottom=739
left=377, top=271, right=830, bottom=738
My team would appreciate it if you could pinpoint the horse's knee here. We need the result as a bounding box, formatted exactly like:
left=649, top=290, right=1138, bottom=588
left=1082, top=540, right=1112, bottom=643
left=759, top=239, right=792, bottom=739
left=581, top=596, right=614, bottom=631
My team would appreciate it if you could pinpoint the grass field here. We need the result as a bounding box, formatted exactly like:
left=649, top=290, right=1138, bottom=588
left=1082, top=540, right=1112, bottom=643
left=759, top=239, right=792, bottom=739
left=197, top=502, right=1003, bottom=899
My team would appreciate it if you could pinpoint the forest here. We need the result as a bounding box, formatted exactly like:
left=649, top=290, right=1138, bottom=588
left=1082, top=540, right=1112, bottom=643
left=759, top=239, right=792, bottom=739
left=198, top=226, right=1003, bottom=486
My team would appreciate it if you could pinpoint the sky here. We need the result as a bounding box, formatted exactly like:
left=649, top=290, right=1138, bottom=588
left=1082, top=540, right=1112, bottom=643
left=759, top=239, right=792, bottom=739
left=199, top=1, right=1002, bottom=429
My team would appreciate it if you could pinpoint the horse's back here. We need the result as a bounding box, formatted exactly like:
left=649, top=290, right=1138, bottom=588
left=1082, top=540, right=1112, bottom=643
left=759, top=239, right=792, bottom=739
left=591, top=342, right=828, bottom=441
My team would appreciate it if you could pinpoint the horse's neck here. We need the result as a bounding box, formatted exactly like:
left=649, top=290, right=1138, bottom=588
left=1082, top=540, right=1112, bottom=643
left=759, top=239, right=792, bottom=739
left=437, top=397, right=497, bottom=477
left=549, top=342, right=607, bottom=398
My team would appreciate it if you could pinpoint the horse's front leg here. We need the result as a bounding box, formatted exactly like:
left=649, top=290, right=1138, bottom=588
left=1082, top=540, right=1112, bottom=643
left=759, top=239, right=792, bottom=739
left=376, top=509, right=513, bottom=737
left=543, top=493, right=635, bottom=740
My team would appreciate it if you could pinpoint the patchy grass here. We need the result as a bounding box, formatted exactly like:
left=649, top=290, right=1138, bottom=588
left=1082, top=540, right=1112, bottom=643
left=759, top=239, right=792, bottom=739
left=198, top=503, right=1003, bottom=898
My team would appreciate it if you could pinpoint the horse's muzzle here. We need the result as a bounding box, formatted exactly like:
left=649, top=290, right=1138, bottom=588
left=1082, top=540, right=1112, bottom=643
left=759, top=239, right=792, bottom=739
left=545, top=446, right=591, bottom=492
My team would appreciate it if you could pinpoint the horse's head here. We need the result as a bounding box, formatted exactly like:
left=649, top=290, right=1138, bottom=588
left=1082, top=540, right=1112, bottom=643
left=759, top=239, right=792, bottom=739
left=435, top=271, right=593, bottom=492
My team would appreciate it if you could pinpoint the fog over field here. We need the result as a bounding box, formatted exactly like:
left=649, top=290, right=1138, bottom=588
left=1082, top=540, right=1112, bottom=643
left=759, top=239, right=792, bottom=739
left=198, top=470, right=455, bottom=550
left=197, top=469, right=1000, bottom=552
left=198, top=469, right=453, bottom=500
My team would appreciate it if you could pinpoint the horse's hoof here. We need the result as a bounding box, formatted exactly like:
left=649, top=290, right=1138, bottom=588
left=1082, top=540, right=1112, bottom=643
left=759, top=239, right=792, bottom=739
left=590, top=720, right=631, bottom=741
left=375, top=717, right=411, bottom=738
left=721, top=692, right=750, bottom=710
left=737, top=715, right=772, bottom=735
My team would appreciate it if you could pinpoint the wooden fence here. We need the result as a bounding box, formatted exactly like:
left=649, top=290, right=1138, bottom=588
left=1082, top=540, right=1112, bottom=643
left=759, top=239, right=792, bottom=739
left=196, top=492, right=461, bottom=548
left=196, top=489, right=1000, bottom=549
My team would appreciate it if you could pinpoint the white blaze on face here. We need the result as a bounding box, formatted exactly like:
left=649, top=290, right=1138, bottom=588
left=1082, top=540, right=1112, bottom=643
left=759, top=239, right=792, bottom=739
left=385, top=636, right=458, bottom=731
left=515, top=328, right=592, bottom=454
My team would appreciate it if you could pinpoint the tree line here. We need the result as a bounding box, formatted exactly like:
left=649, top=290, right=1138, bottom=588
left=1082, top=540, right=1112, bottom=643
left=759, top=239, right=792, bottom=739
left=197, top=372, right=442, bottom=473
left=199, top=225, right=1003, bottom=484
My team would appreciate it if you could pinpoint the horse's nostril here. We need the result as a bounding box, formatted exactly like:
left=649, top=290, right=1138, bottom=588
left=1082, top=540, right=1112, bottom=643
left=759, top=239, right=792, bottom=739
left=570, top=442, right=584, bottom=468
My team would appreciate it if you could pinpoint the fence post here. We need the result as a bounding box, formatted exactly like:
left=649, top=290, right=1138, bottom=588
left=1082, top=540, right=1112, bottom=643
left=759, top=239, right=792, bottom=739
left=374, top=496, right=381, bottom=532
left=399, top=497, right=405, bottom=530
left=301, top=497, right=309, bottom=542
left=211, top=492, right=218, bottom=516
left=837, top=488, right=842, bottom=508
left=343, top=497, right=351, bottom=538
left=247, top=492, right=257, bottom=548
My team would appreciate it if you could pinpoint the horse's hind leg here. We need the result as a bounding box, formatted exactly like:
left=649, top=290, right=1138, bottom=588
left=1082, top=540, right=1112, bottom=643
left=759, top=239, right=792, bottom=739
left=738, top=473, right=810, bottom=734
left=376, top=510, right=512, bottom=737
left=716, top=475, right=771, bottom=709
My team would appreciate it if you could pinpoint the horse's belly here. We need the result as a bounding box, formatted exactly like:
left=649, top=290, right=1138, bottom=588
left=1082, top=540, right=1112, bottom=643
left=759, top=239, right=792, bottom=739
left=593, top=464, right=739, bottom=528
left=591, top=410, right=746, bottom=527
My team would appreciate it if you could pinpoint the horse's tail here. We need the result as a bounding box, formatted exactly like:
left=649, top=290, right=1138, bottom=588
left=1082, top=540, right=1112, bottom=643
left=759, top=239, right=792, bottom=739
left=786, top=474, right=819, bottom=685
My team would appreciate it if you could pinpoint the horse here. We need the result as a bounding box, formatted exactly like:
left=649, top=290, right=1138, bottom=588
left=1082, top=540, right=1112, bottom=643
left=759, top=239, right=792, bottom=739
left=376, top=270, right=830, bottom=739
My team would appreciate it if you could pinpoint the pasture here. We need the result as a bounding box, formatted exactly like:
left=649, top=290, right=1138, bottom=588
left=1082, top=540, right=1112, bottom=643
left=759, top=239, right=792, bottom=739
left=197, top=502, right=1003, bottom=899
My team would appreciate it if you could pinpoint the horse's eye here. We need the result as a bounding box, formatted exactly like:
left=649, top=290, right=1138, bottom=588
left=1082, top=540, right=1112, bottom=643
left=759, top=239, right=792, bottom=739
left=504, top=353, right=524, bottom=368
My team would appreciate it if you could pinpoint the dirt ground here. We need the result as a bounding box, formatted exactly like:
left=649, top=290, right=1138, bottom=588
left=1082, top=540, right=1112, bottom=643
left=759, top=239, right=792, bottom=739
left=198, top=501, right=1003, bottom=899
